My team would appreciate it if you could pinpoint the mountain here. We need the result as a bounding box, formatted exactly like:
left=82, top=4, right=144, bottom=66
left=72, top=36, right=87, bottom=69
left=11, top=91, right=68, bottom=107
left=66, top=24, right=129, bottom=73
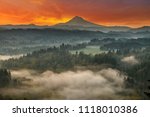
left=55, top=16, right=101, bottom=27
left=1, top=16, right=149, bottom=32
left=131, top=26, right=150, bottom=32
left=53, top=16, right=131, bottom=32
left=0, top=24, right=49, bottom=29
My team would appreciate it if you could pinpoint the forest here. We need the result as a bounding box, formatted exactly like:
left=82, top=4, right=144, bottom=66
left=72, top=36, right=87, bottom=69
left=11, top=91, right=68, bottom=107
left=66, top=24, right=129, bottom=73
left=0, top=69, right=11, bottom=87
left=0, top=37, right=150, bottom=99
left=0, top=27, right=150, bottom=99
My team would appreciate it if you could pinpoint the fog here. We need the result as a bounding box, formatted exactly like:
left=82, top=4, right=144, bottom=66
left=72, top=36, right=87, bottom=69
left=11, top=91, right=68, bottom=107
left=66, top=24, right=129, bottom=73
left=0, top=68, right=135, bottom=99
left=121, top=56, right=139, bottom=65
left=0, top=55, right=23, bottom=61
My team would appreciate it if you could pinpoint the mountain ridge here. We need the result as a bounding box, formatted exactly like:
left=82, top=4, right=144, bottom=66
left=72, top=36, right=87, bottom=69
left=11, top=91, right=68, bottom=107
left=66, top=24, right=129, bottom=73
left=0, top=16, right=150, bottom=32
left=53, top=16, right=131, bottom=32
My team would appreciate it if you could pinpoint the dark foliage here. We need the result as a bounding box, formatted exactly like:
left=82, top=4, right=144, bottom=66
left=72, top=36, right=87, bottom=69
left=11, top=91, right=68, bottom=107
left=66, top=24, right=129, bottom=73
left=0, top=69, right=11, bottom=87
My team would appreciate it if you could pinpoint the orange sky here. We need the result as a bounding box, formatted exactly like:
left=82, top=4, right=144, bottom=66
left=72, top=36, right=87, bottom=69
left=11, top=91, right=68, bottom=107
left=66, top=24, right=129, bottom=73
left=0, top=0, right=150, bottom=27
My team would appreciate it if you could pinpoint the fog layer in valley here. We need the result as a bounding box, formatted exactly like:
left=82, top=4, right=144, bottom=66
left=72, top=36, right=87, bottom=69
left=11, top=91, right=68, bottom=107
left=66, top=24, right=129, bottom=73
left=0, top=55, right=23, bottom=61
left=0, top=68, right=135, bottom=99
left=121, top=56, right=139, bottom=65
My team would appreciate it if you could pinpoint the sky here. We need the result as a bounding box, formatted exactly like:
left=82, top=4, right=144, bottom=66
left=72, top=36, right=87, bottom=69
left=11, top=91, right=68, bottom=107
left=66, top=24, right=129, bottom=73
left=0, top=0, right=150, bottom=27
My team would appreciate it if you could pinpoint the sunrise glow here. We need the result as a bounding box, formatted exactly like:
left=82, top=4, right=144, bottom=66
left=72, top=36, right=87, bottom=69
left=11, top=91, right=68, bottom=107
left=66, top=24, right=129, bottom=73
left=0, top=0, right=150, bottom=27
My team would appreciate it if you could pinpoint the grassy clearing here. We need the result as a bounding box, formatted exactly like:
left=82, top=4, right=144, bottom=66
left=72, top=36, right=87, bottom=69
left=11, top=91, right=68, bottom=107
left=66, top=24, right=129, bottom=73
left=70, top=46, right=106, bottom=55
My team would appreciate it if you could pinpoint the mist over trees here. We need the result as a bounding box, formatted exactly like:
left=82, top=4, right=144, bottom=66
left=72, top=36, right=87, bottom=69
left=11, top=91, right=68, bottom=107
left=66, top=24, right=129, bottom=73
left=2, top=45, right=119, bottom=72
left=0, top=14, right=150, bottom=100
left=0, top=27, right=150, bottom=99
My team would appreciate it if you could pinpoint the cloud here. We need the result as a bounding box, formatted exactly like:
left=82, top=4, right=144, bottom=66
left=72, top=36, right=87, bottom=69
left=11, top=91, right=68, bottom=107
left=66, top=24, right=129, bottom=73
left=0, top=68, right=135, bottom=99
left=0, top=0, right=150, bottom=26
left=27, top=0, right=45, bottom=5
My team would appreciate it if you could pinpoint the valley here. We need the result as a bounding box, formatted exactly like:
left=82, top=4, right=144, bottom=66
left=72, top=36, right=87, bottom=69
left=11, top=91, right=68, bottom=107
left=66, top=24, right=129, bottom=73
left=0, top=16, right=150, bottom=100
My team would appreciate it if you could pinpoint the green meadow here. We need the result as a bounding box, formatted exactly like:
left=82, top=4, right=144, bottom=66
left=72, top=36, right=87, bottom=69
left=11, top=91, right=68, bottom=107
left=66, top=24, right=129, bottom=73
left=70, top=46, right=106, bottom=55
